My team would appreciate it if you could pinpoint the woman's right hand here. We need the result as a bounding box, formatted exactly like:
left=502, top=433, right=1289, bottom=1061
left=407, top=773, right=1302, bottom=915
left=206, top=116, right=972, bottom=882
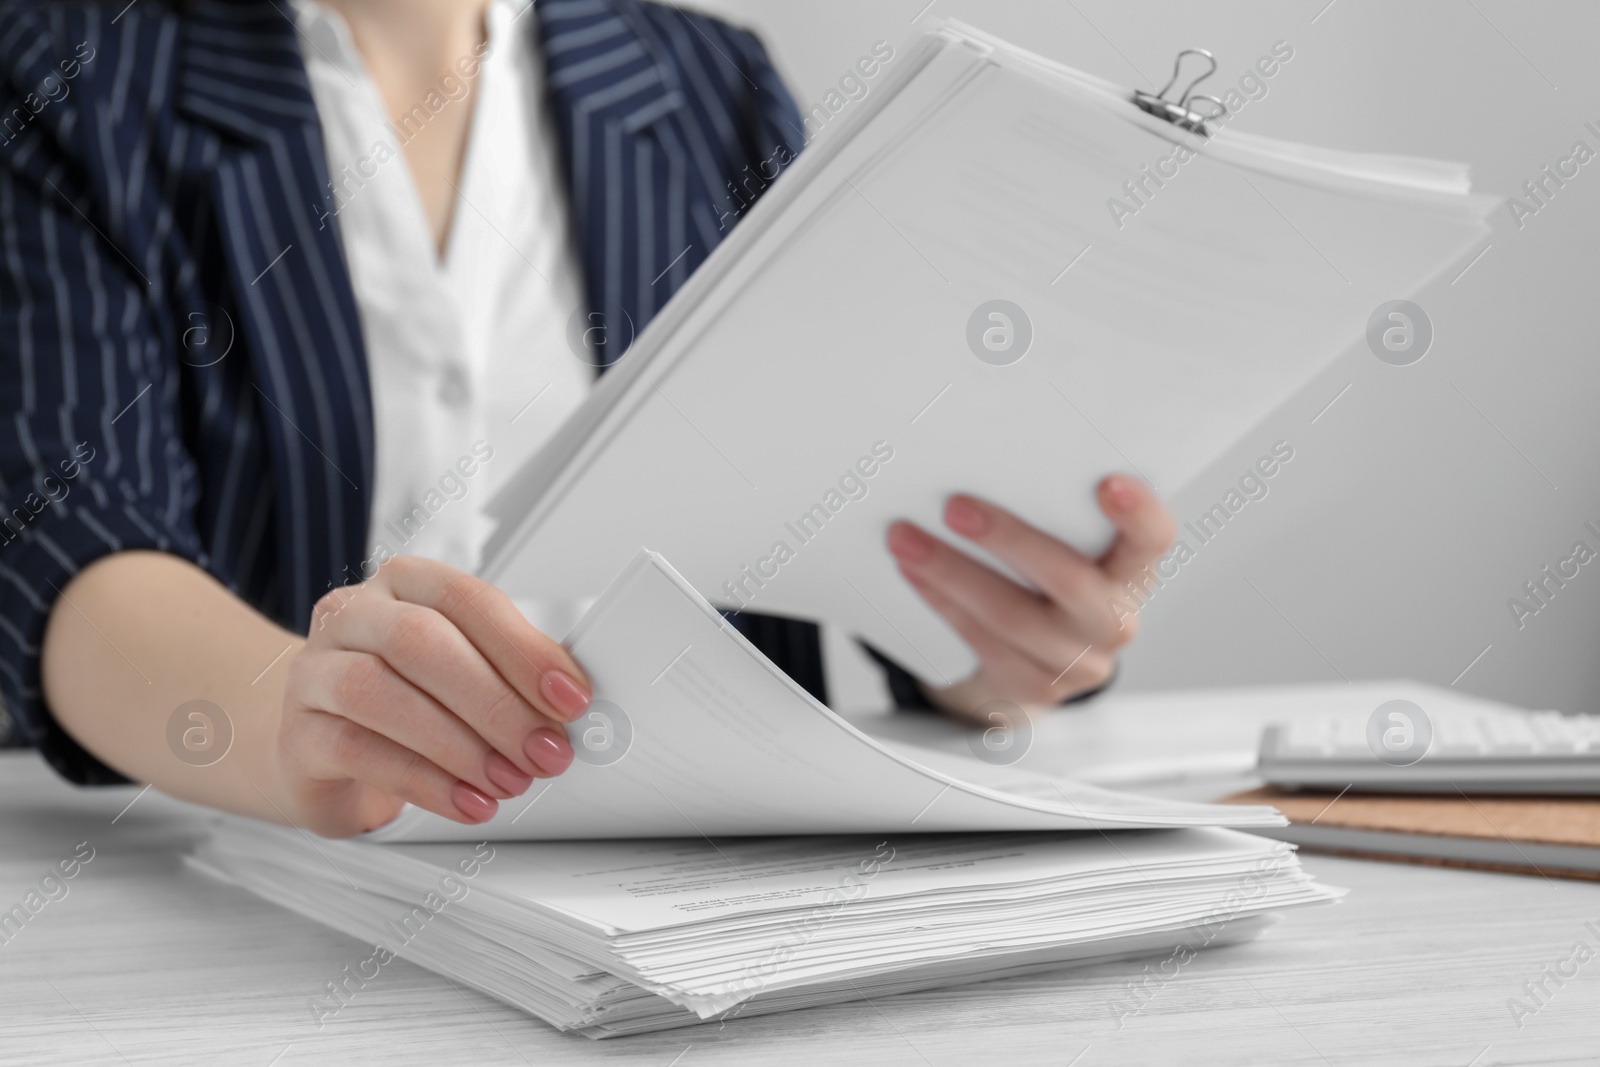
left=275, top=556, right=592, bottom=837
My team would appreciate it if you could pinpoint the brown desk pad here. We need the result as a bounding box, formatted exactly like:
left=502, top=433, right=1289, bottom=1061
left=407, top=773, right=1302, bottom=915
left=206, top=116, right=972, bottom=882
left=1220, top=786, right=1600, bottom=881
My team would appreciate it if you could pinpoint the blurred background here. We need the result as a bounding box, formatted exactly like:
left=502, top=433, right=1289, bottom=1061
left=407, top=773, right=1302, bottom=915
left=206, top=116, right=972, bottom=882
left=688, top=0, right=1600, bottom=715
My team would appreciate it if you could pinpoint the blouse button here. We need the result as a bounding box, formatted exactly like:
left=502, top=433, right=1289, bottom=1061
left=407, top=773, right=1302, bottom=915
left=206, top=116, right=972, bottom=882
left=437, top=365, right=471, bottom=408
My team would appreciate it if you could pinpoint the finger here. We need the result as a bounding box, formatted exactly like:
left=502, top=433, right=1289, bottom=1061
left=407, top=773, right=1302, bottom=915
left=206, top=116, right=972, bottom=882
left=1094, top=474, right=1176, bottom=584
left=284, top=707, right=499, bottom=825
left=333, top=597, right=574, bottom=780
left=887, top=520, right=1089, bottom=666
left=896, top=505, right=1132, bottom=646
left=1042, top=641, right=1117, bottom=698
left=897, top=564, right=1061, bottom=703
left=937, top=494, right=1123, bottom=637
left=296, top=649, right=531, bottom=800
left=377, top=557, right=592, bottom=724
left=901, top=564, right=1116, bottom=706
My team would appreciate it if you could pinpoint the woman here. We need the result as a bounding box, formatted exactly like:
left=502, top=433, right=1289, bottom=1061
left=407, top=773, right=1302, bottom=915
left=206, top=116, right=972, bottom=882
left=0, top=0, right=1173, bottom=837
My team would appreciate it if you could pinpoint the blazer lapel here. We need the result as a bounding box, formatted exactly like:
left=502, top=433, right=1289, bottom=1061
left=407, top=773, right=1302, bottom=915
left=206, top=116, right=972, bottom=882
left=176, top=0, right=373, bottom=625
left=536, top=0, right=698, bottom=367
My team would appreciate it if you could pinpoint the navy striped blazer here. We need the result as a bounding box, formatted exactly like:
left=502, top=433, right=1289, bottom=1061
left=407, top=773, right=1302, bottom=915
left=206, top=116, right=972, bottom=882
left=0, top=0, right=900, bottom=784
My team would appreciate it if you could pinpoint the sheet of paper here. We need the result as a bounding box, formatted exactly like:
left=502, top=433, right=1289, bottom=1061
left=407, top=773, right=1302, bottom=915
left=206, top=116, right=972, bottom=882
left=368, top=550, right=1283, bottom=842
left=481, top=20, right=1494, bottom=684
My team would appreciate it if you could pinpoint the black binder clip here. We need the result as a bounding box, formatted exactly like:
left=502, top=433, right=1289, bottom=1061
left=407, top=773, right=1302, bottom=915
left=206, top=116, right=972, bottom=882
left=1133, top=49, right=1228, bottom=137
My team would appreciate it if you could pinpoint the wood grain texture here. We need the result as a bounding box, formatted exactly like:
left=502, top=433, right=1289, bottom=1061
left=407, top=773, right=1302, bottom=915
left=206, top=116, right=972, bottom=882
left=4, top=683, right=1599, bottom=1065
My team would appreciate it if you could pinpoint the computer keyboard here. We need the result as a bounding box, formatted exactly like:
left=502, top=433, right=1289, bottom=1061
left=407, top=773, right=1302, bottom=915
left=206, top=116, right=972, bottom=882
left=1258, top=705, right=1600, bottom=793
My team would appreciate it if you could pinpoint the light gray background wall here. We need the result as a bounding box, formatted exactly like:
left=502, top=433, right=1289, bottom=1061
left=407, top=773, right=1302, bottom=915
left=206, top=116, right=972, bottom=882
left=690, top=0, right=1600, bottom=714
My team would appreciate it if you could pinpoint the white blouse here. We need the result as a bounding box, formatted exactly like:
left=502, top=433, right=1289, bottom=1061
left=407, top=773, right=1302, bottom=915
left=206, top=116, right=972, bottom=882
left=291, top=0, right=592, bottom=587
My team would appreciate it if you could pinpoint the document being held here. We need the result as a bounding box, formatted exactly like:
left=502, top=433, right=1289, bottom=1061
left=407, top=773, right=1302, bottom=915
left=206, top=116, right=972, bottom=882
left=481, top=19, right=1496, bottom=685
left=368, top=549, right=1285, bottom=842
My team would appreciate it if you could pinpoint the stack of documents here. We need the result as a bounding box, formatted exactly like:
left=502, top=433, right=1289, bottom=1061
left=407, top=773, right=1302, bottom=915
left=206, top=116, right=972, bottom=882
left=194, top=551, right=1342, bottom=1036
left=480, top=18, right=1497, bottom=685
left=195, top=822, right=1336, bottom=1037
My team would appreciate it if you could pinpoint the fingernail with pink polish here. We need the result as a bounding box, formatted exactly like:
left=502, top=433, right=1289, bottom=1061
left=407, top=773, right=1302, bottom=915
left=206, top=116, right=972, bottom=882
left=887, top=521, right=934, bottom=563
left=525, top=727, right=575, bottom=777
left=452, top=783, right=498, bottom=823
left=485, top=752, right=533, bottom=798
left=540, top=670, right=591, bottom=721
left=944, top=496, right=987, bottom=538
left=1104, top=476, right=1138, bottom=512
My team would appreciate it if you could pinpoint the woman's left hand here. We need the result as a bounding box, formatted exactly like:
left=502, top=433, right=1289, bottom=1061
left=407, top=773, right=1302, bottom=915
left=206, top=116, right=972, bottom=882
left=885, top=474, right=1175, bottom=721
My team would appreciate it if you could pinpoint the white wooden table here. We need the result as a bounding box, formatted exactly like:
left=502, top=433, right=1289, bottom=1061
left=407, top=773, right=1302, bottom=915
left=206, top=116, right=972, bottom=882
left=3, top=683, right=1596, bottom=1065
